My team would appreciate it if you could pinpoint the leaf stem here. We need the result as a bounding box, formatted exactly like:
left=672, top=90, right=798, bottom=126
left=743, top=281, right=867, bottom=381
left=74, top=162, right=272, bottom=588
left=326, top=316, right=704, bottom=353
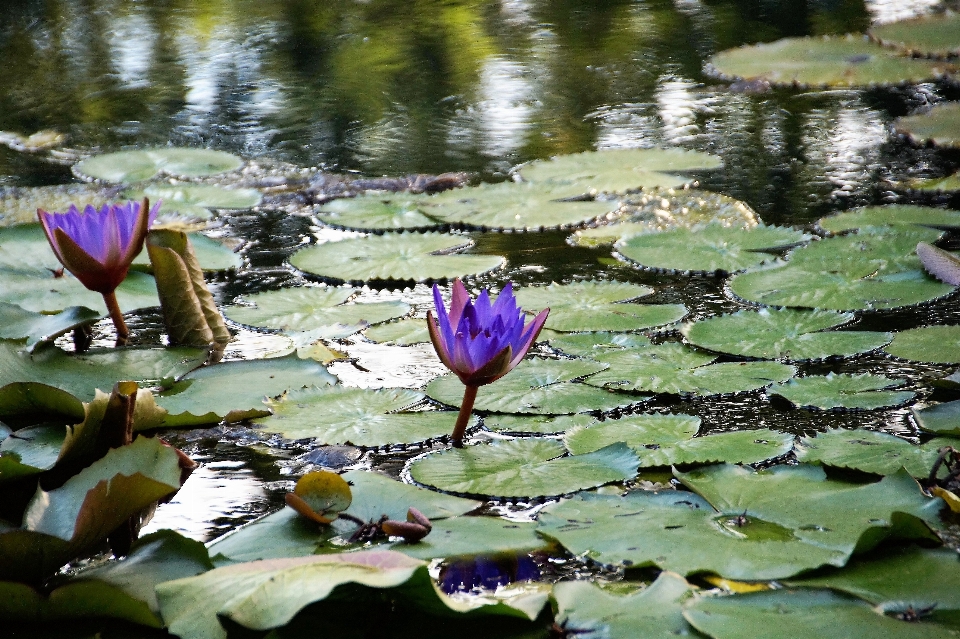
left=451, top=384, right=478, bottom=448
left=102, top=290, right=129, bottom=346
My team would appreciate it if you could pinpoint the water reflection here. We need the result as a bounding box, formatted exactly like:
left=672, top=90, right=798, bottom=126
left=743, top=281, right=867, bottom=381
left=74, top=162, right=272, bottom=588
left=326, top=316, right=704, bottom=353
left=866, top=0, right=941, bottom=24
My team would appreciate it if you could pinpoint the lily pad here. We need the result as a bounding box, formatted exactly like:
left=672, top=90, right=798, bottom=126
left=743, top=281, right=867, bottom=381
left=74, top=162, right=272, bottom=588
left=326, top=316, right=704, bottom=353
left=871, top=13, right=960, bottom=58
left=255, top=386, right=462, bottom=447
left=290, top=232, right=505, bottom=284
left=895, top=102, right=960, bottom=149
left=546, top=332, right=653, bottom=358
left=409, top=439, right=639, bottom=498
left=708, top=35, right=955, bottom=88
left=817, top=205, right=960, bottom=234
left=424, top=357, right=640, bottom=415
left=424, top=181, right=615, bottom=231
left=0, top=423, right=65, bottom=481
left=884, top=325, right=960, bottom=363
left=482, top=413, right=598, bottom=435
left=796, top=428, right=956, bottom=477
left=586, top=343, right=796, bottom=396
left=563, top=413, right=700, bottom=454
left=0, top=184, right=116, bottom=228
left=0, top=382, right=85, bottom=423
left=157, top=355, right=336, bottom=427
left=615, top=224, right=810, bottom=275
left=767, top=373, right=914, bottom=411
left=74, top=148, right=243, bottom=183
left=226, top=286, right=408, bottom=333
left=362, top=318, right=430, bottom=345
left=682, top=308, right=891, bottom=361
left=393, top=516, right=548, bottom=561
left=513, top=281, right=686, bottom=332
left=908, top=171, right=960, bottom=192
left=317, top=194, right=444, bottom=231
left=126, top=183, right=261, bottom=218
left=517, top=149, right=723, bottom=194
left=913, top=400, right=960, bottom=436
left=0, top=303, right=100, bottom=349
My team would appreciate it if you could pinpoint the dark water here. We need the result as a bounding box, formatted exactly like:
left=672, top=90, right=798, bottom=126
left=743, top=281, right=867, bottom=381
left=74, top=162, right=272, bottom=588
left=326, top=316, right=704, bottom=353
left=2, top=0, right=960, bottom=544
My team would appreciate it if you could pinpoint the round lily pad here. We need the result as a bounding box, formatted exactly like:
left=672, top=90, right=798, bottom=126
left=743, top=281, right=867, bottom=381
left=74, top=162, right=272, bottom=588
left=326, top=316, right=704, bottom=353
left=362, top=318, right=430, bottom=345
left=513, top=280, right=686, bottom=332
left=482, top=413, right=598, bottom=435
left=74, top=148, right=243, bottom=183
left=796, top=428, right=954, bottom=477
left=517, top=149, right=723, bottom=194
left=817, top=205, right=960, bottom=234
left=424, top=357, right=641, bottom=415
left=546, top=332, right=653, bottom=358
left=913, top=400, right=960, bottom=436
left=768, top=373, right=913, bottom=411
left=0, top=184, right=116, bottom=228
left=424, top=181, right=615, bottom=231
left=727, top=227, right=954, bottom=311
left=871, top=13, right=960, bottom=59
left=316, top=195, right=444, bottom=231
left=708, top=35, right=953, bottom=88
left=615, top=224, right=809, bottom=275
left=564, top=413, right=701, bottom=455
left=895, top=102, right=960, bottom=149
left=409, top=438, right=639, bottom=498
left=884, top=324, right=960, bottom=363
left=586, top=343, right=796, bottom=396
left=256, top=386, right=463, bottom=447
left=123, top=184, right=261, bottom=220
left=225, top=287, right=409, bottom=333
left=290, top=233, right=505, bottom=284
left=681, top=308, right=892, bottom=361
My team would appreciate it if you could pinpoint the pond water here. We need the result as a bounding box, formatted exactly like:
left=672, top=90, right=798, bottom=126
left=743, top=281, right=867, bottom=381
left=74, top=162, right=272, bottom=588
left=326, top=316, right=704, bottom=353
left=2, top=0, right=960, bottom=589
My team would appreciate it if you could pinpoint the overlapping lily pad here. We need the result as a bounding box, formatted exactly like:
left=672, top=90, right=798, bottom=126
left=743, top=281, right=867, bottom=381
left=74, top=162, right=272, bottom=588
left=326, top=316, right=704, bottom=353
left=425, top=357, right=639, bottom=415
left=796, top=428, right=955, bottom=477
left=682, top=308, right=891, bottom=361
left=615, top=224, right=809, bottom=275
left=727, top=227, right=954, bottom=311
left=546, top=332, right=653, bottom=358
left=586, top=343, right=796, bottom=396
left=225, top=286, right=409, bottom=333
left=481, top=413, right=597, bottom=435
left=362, top=318, right=430, bottom=345
left=0, top=303, right=100, bottom=349
left=316, top=194, right=443, bottom=231
left=513, top=281, right=685, bottom=332
left=883, top=325, right=960, bottom=363
left=74, top=148, right=243, bottom=183
left=409, top=439, right=639, bottom=498
left=895, top=102, right=960, bottom=149
left=817, top=205, right=960, bottom=234
left=708, top=35, right=954, bottom=88
left=125, top=184, right=261, bottom=220
left=290, top=233, right=505, bottom=284
left=767, top=373, right=914, bottom=411
left=0, top=184, right=115, bottom=227
left=255, top=386, right=462, bottom=447
left=870, top=13, right=960, bottom=58
left=0, top=423, right=65, bottom=481
left=913, top=400, right=960, bottom=436
left=516, top=149, right=723, bottom=194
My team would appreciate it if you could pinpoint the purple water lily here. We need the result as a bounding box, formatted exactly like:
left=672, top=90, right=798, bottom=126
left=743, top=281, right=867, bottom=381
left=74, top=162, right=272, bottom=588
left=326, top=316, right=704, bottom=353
left=427, top=279, right=548, bottom=446
left=38, top=198, right=159, bottom=345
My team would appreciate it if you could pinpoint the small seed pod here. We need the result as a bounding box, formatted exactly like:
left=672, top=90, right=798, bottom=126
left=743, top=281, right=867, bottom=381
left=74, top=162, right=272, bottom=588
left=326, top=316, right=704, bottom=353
left=381, top=519, right=431, bottom=543
left=406, top=507, right=432, bottom=531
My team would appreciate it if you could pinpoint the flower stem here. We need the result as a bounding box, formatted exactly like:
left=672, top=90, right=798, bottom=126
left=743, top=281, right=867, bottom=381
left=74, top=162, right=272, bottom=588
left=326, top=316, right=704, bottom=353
left=102, top=291, right=130, bottom=346
left=451, top=385, right=478, bottom=448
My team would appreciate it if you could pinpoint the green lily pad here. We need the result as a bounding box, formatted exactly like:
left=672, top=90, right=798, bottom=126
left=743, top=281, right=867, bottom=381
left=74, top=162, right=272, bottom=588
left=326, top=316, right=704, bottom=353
left=896, top=102, right=960, bottom=149
left=565, top=417, right=793, bottom=467
left=74, top=148, right=243, bottom=183
left=0, top=342, right=206, bottom=402
left=707, top=35, right=955, bottom=88
left=225, top=286, right=409, bottom=333
left=362, top=318, right=430, bottom=345
left=684, top=589, right=960, bottom=639
left=546, top=332, right=653, bottom=358
left=290, top=232, right=505, bottom=284
left=393, top=516, right=548, bottom=561
left=0, top=382, right=85, bottom=423
left=913, top=400, right=960, bottom=436
left=482, top=413, right=598, bottom=435
left=767, top=373, right=914, bottom=411
left=727, top=227, right=954, bottom=311
left=424, top=181, right=615, bottom=231
left=615, top=224, right=810, bottom=275
left=681, top=308, right=891, bottom=362
left=409, top=439, right=639, bottom=498
left=254, top=386, right=463, bottom=447
left=127, top=183, right=261, bottom=216
left=796, top=428, right=957, bottom=477
left=317, top=194, right=444, bottom=231
left=884, top=325, right=960, bottom=363
left=157, top=355, right=336, bottom=427
left=513, top=281, right=686, bottom=333
left=0, top=579, right=161, bottom=626
left=817, top=205, right=960, bottom=234
left=586, top=343, right=796, bottom=396
left=570, top=188, right=758, bottom=247
left=0, top=423, right=65, bottom=481
left=0, top=303, right=100, bottom=349
left=908, top=171, right=960, bottom=193
left=553, top=572, right=695, bottom=639
left=516, top=149, right=723, bottom=194
left=0, top=184, right=115, bottom=228
left=871, top=13, right=960, bottom=58
left=424, top=358, right=640, bottom=415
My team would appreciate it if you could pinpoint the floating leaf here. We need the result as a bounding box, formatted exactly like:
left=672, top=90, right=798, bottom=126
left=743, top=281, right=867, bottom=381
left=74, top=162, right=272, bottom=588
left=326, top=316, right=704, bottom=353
left=546, top=332, right=653, bottom=358
left=517, top=149, right=722, bottom=194
left=871, top=13, right=960, bottom=58
left=0, top=382, right=85, bottom=424
left=393, top=516, right=548, bottom=561
left=884, top=325, right=960, bottom=363
left=0, top=423, right=65, bottom=481
left=317, top=195, right=443, bottom=231
left=564, top=413, right=700, bottom=454
left=615, top=224, right=809, bottom=275
left=482, top=413, right=597, bottom=435
left=796, top=428, right=957, bottom=477
left=0, top=579, right=161, bottom=626
left=255, top=386, right=460, bottom=447
left=0, top=303, right=100, bottom=349
left=817, top=205, right=960, bottom=234
left=287, top=470, right=352, bottom=524
left=290, top=233, right=505, bottom=284
left=0, top=184, right=115, bottom=228
left=362, top=318, right=430, bottom=345
left=895, top=102, right=960, bottom=148
left=226, top=286, right=408, bottom=333
left=682, top=308, right=891, bottom=361
left=767, top=373, right=914, bottom=411
left=917, top=242, right=960, bottom=286
left=74, top=148, right=243, bottom=183
left=513, top=281, right=685, bottom=332
left=913, top=400, right=960, bottom=436
left=126, top=183, right=261, bottom=218
left=908, top=171, right=960, bottom=193
left=707, top=35, right=954, bottom=88
left=409, top=439, right=639, bottom=498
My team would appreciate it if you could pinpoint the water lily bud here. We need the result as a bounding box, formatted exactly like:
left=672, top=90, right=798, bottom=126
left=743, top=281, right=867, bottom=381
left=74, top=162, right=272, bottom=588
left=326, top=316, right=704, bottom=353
left=406, top=507, right=432, bottom=531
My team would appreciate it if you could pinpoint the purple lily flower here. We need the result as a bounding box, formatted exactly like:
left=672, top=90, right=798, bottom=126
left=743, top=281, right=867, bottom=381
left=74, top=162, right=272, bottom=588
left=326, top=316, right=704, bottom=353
left=427, top=279, right=548, bottom=446
left=38, top=198, right=159, bottom=345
